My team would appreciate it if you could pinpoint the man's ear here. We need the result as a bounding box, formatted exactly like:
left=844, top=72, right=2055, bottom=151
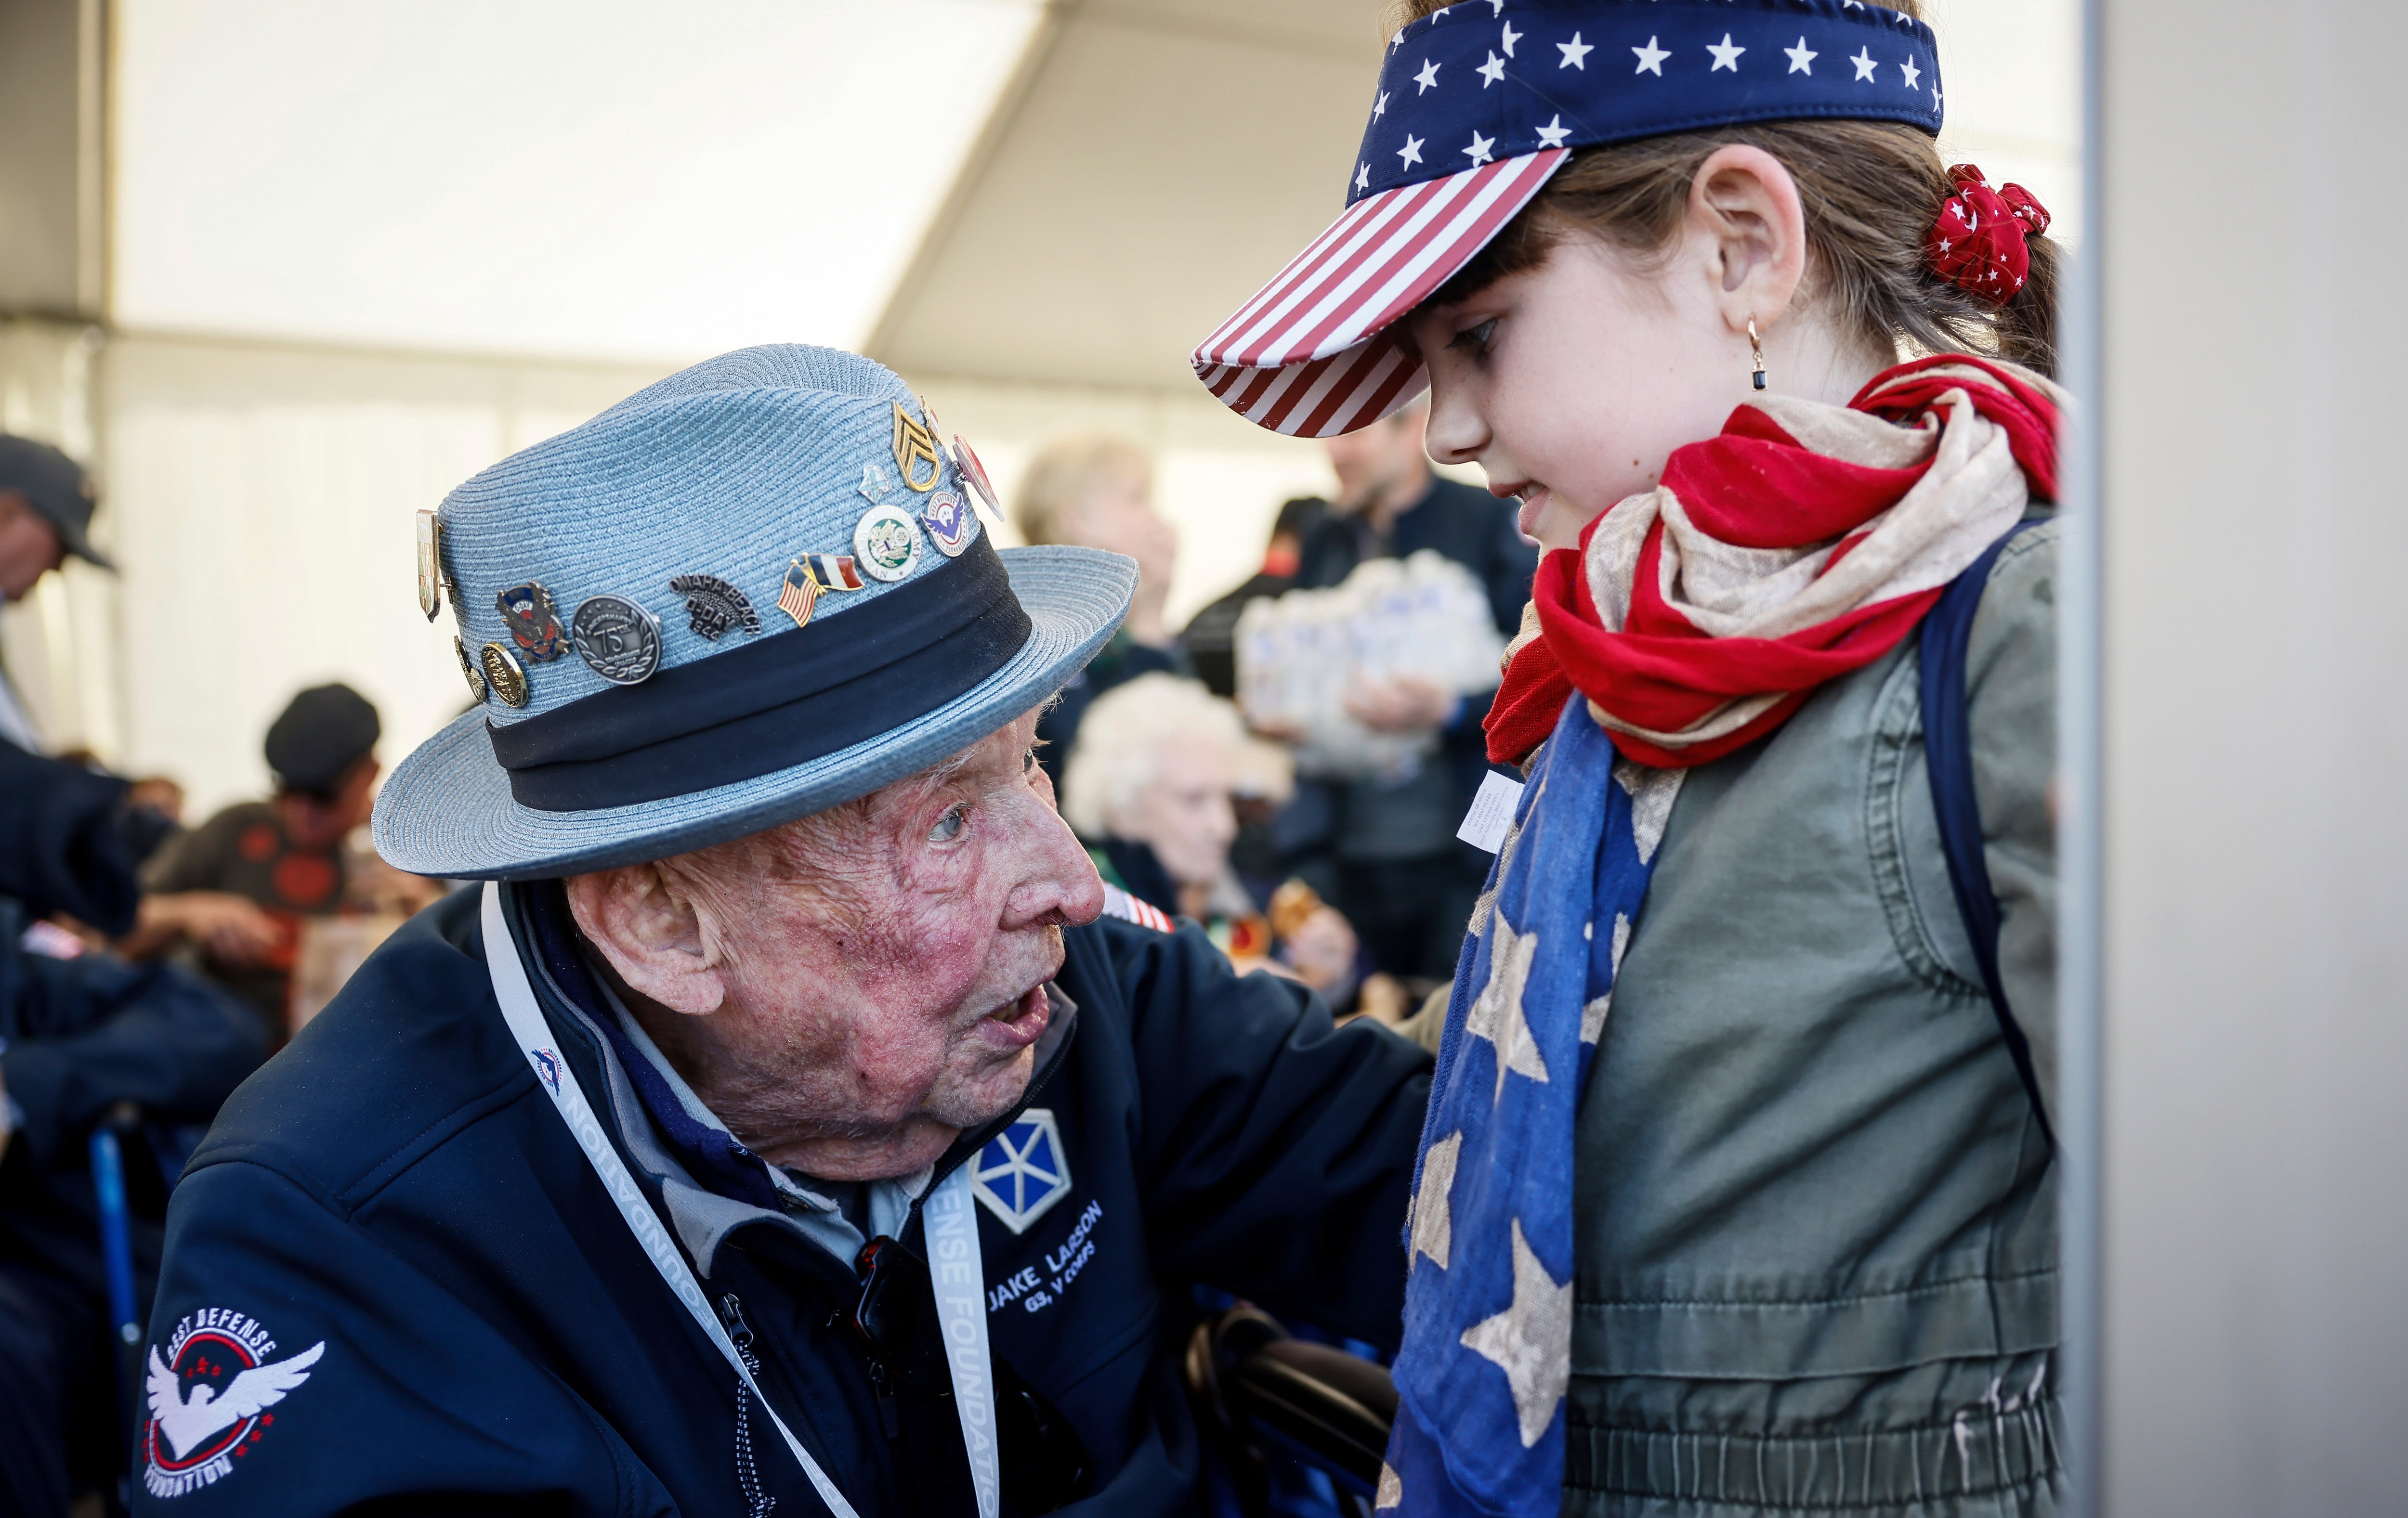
left=1684, top=143, right=1810, bottom=339
left=563, top=864, right=728, bottom=1016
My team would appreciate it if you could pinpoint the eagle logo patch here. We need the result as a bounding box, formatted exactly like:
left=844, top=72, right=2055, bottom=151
left=972, top=1108, right=1073, bottom=1234
left=143, top=1309, right=324, bottom=1498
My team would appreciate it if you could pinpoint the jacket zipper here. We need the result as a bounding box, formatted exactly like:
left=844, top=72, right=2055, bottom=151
left=718, top=1294, right=777, bottom=1518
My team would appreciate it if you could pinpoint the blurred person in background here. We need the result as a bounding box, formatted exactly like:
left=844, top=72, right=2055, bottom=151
left=129, top=683, right=439, bottom=1032
left=0, top=743, right=265, bottom=1517
left=1063, top=673, right=1400, bottom=1019
left=0, top=436, right=116, bottom=753
left=1176, top=494, right=1327, bottom=700
left=1283, top=402, right=1537, bottom=982
left=1013, top=436, right=1187, bottom=784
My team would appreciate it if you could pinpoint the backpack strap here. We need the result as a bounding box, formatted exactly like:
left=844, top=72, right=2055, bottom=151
left=1918, top=519, right=2055, bottom=1153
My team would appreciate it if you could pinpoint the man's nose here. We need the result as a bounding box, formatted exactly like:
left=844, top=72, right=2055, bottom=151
left=1002, top=796, right=1107, bottom=929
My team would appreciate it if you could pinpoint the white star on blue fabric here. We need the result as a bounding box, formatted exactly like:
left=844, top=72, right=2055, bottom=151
left=1457, top=1218, right=1573, bottom=1448
left=1397, top=133, right=1425, bottom=169
left=1785, top=36, right=1818, bottom=74
left=1500, top=20, right=1520, bottom=57
left=1463, top=130, right=1496, bottom=166
left=1372, top=89, right=1389, bottom=121
left=1466, top=911, right=1547, bottom=1101
left=1900, top=56, right=1922, bottom=89
left=1534, top=113, right=1570, bottom=149
left=1558, top=31, right=1592, bottom=69
left=1477, top=50, right=1506, bottom=87
left=1485, top=0, right=1504, bottom=13
left=1356, top=162, right=1371, bottom=192
left=1851, top=46, right=1879, bottom=81
left=1631, top=35, right=1668, bottom=75
left=1409, top=1130, right=1461, bottom=1270
left=1414, top=57, right=1442, bottom=93
left=1707, top=33, right=1746, bottom=72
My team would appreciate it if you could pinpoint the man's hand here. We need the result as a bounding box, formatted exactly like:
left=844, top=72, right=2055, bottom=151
left=136, top=892, right=282, bottom=966
left=1344, top=673, right=1453, bottom=734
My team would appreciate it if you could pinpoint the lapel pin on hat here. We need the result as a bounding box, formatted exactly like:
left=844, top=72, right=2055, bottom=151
left=497, top=583, right=570, bottom=662
left=948, top=435, right=1003, bottom=525
left=776, top=555, right=864, bottom=631
left=480, top=642, right=530, bottom=707
left=889, top=402, right=944, bottom=493
left=852, top=502, right=923, bottom=583
left=669, top=574, right=762, bottom=641
left=570, top=594, right=664, bottom=685
left=919, top=491, right=974, bottom=558
left=858, top=463, right=893, bottom=504
left=416, top=510, right=444, bottom=621
left=454, top=636, right=488, bottom=701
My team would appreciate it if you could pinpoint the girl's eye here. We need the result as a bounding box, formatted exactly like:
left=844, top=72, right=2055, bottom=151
left=1451, top=318, right=1499, bottom=354
left=928, top=805, right=968, bottom=843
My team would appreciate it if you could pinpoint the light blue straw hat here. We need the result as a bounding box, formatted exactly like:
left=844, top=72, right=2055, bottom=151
left=372, top=345, right=1135, bottom=880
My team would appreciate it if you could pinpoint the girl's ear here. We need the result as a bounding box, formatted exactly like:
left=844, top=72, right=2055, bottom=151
left=1685, top=143, right=1810, bottom=338
left=564, top=864, right=729, bottom=1016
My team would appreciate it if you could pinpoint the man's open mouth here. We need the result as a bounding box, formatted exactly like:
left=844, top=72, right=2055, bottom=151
left=976, top=983, right=1051, bottom=1050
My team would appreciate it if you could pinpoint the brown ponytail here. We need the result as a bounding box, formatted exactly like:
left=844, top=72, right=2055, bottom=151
left=1384, top=0, right=2059, bottom=377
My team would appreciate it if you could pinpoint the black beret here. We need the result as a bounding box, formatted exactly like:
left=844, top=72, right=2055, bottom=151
left=264, top=683, right=381, bottom=796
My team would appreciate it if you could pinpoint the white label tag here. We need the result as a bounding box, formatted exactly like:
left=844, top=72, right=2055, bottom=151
left=1456, top=770, right=1525, bottom=854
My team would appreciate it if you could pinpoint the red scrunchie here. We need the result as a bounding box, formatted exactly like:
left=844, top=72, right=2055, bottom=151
left=1926, top=164, right=2051, bottom=307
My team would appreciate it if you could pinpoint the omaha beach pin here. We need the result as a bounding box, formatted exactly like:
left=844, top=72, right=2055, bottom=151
left=416, top=510, right=444, bottom=622
left=454, top=635, right=487, bottom=701
left=480, top=642, right=529, bottom=707
left=920, top=490, right=973, bottom=558
left=496, top=583, right=569, bottom=662
left=571, top=594, right=663, bottom=685
left=853, top=504, right=922, bottom=583
left=669, top=573, right=760, bottom=640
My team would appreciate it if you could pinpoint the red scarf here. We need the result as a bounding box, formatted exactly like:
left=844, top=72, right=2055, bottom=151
left=1485, top=355, right=2062, bottom=769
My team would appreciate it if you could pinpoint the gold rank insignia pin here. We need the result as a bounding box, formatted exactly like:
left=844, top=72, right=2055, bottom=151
left=890, top=401, right=944, bottom=493
left=416, top=510, right=443, bottom=622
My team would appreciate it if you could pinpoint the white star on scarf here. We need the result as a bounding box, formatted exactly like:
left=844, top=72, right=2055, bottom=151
left=1458, top=1218, right=1573, bottom=1447
left=1372, top=89, right=1389, bottom=121
left=1580, top=915, right=1632, bottom=1044
left=1851, top=46, right=1880, bottom=81
left=1901, top=56, right=1922, bottom=89
left=1707, top=33, right=1746, bottom=71
left=1414, top=57, right=1442, bottom=93
left=1462, top=130, right=1496, bottom=166
left=1535, top=113, right=1570, bottom=149
left=1356, top=162, right=1371, bottom=192
left=1558, top=31, right=1593, bottom=69
left=1466, top=912, right=1547, bottom=1101
left=1375, top=1465, right=1403, bottom=1509
left=1397, top=134, right=1425, bottom=169
left=1477, top=50, right=1506, bottom=87
left=1500, top=20, right=1520, bottom=57
left=1629, top=35, right=1667, bottom=75
left=1409, top=1131, right=1461, bottom=1270
left=1785, top=36, right=1818, bottom=74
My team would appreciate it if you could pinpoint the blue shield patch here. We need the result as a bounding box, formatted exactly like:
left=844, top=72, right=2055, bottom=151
left=972, top=1108, right=1072, bottom=1234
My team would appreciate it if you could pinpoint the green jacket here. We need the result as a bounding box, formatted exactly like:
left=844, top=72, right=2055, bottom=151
left=1565, top=523, right=2061, bottom=1517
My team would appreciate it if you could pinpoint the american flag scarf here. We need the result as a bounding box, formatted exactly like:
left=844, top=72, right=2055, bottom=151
left=1484, top=356, right=2063, bottom=769
left=1386, top=356, right=2061, bottom=1517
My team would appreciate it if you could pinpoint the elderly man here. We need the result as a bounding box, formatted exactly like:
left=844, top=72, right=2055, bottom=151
left=0, top=435, right=115, bottom=752
left=139, top=348, right=1431, bottom=1517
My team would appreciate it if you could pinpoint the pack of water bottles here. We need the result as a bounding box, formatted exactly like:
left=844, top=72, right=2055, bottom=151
left=1233, top=550, right=1506, bottom=780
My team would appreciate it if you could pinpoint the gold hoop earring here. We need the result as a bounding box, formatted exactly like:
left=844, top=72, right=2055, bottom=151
left=1748, top=317, right=1767, bottom=392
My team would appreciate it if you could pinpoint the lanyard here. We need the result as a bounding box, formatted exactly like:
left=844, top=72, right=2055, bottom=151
left=480, top=883, right=863, bottom=1518
left=923, top=1162, right=1000, bottom=1518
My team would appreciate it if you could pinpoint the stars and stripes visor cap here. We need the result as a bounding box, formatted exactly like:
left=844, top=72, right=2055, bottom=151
left=1193, top=0, right=1945, bottom=437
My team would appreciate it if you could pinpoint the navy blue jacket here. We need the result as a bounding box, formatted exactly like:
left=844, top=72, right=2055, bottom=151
left=0, top=899, right=265, bottom=1302
left=138, top=883, right=1430, bottom=1514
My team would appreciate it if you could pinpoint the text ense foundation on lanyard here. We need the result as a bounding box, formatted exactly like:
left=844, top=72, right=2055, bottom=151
left=480, top=882, right=1002, bottom=1518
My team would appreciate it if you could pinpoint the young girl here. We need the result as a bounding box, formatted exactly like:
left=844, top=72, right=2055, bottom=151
left=1195, top=2, right=2063, bottom=1515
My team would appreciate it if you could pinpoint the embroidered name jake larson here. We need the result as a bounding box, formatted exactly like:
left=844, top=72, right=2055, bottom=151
left=143, top=1308, right=325, bottom=1499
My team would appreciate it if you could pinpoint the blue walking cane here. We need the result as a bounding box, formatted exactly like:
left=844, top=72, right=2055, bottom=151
left=91, top=1100, right=144, bottom=1509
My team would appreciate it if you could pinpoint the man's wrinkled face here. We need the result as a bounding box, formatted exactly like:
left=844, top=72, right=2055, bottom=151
left=584, top=712, right=1107, bottom=1181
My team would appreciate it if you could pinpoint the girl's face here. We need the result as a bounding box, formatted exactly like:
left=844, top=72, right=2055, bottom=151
left=1400, top=235, right=1757, bottom=555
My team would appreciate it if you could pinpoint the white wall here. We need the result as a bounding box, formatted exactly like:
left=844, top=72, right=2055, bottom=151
left=2099, top=0, right=2408, bottom=1512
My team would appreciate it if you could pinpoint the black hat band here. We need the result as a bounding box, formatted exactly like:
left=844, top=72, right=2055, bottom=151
left=487, top=533, right=1032, bottom=813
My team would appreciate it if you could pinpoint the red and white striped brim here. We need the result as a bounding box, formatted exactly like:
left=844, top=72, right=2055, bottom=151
left=1192, top=150, right=1566, bottom=438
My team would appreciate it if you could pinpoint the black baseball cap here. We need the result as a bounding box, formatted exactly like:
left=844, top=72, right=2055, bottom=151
left=0, top=434, right=112, bottom=571
left=264, top=684, right=381, bottom=797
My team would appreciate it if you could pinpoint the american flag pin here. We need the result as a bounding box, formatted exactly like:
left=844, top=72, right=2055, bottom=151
left=777, top=562, right=820, bottom=630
